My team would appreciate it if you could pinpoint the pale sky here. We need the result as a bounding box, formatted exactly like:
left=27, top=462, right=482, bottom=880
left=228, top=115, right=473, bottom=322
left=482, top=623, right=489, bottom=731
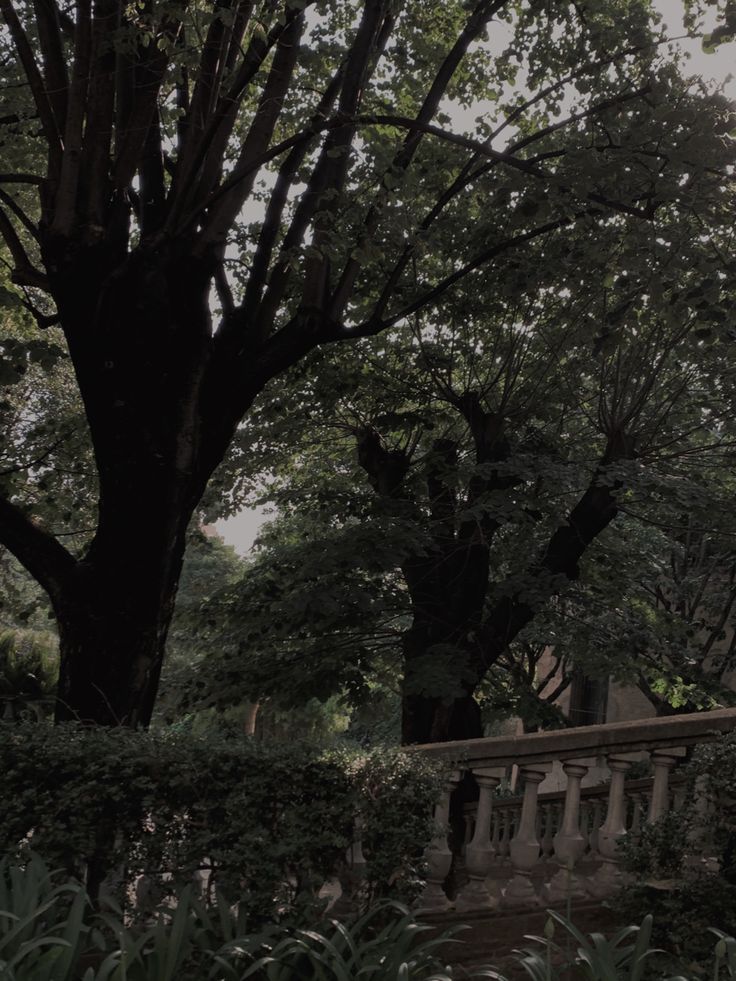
left=216, top=1, right=735, bottom=555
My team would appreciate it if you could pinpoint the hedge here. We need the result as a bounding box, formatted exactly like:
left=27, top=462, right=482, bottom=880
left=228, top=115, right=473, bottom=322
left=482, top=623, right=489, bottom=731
left=0, top=723, right=442, bottom=922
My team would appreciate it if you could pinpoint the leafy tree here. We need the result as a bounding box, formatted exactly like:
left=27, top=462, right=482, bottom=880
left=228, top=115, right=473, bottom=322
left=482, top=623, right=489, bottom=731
left=537, top=467, right=736, bottom=716
left=0, top=0, right=733, bottom=725
left=201, top=197, right=736, bottom=742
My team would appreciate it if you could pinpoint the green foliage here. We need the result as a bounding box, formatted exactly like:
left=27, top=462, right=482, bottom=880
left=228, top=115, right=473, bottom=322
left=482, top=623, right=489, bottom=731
left=691, top=733, right=736, bottom=883
left=614, top=734, right=736, bottom=973
left=0, top=854, right=92, bottom=981
left=2, top=857, right=736, bottom=980
left=0, top=860, right=464, bottom=981
left=0, top=724, right=442, bottom=920
left=619, top=810, right=695, bottom=882
left=216, top=901, right=464, bottom=981
left=614, top=876, right=736, bottom=975
left=0, top=629, right=57, bottom=721
left=492, top=910, right=662, bottom=981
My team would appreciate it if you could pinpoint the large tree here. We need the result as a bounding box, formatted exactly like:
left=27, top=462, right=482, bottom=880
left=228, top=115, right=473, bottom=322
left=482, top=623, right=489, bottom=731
left=202, top=247, right=736, bottom=742
left=0, top=0, right=732, bottom=725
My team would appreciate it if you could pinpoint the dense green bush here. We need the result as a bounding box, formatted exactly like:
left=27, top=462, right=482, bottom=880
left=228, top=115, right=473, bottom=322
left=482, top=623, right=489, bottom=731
left=613, top=732, right=736, bottom=973
left=0, top=724, right=442, bottom=921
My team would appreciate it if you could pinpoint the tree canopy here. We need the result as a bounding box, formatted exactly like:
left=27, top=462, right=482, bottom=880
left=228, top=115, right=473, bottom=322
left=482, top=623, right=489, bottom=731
left=0, top=0, right=734, bottom=729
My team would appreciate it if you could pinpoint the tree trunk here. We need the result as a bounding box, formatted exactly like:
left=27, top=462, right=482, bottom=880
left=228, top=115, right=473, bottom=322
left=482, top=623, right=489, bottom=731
left=401, top=687, right=483, bottom=744
left=54, top=534, right=187, bottom=726
left=400, top=622, right=484, bottom=744
left=43, top=244, right=227, bottom=726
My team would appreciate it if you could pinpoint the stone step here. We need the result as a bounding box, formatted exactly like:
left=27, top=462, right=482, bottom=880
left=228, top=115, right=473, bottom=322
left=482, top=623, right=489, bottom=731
left=421, top=900, right=623, bottom=973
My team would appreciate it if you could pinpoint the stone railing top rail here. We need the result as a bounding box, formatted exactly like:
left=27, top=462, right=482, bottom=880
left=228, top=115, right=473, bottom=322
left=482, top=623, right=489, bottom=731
left=461, top=773, right=687, bottom=812
left=405, top=707, right=736, bottom=768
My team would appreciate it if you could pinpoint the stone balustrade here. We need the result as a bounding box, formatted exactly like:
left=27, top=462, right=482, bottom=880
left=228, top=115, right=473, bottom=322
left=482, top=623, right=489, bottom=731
left=404, top=707, right=736, bottom=912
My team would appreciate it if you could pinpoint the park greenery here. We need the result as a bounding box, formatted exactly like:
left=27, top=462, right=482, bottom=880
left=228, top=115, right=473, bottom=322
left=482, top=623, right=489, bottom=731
left=2, top=0, right=736, bottom=972
left=0, top=0, right=735, bottom=734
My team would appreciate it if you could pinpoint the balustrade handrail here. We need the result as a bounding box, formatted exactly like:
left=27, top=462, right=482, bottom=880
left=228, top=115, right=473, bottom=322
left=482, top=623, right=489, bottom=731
left=462, top=773, right=687, bottom=813
left=404, top=706, right=736, bottom=768
left=401, top=709, right=736, bottom=915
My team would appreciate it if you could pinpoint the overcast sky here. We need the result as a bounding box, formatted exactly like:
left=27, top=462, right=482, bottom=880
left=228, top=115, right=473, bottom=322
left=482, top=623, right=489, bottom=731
left=216, top=3, right=735, bottom=555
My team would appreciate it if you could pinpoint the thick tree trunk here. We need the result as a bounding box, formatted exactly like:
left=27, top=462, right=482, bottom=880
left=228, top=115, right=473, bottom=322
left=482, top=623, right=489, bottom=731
left=54, top=531, right=187, bottom=726
left=400, top=619, right=484, bottom=744
left=401, top=686, right=483, bottom=744
left=42, top=244, right=229, bottom=726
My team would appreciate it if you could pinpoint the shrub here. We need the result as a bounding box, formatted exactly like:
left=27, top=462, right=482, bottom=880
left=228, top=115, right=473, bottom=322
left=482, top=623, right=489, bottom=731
left=0, top=857, right=462, bottom=981
left=613, top=732, right=736, bottom=974
left=487, top=910, right=661, bottom=981
left=0, top=723, right=442, bottom=921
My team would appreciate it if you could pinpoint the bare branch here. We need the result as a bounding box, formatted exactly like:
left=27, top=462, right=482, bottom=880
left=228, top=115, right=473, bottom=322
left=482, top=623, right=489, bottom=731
left=0, top=187, right=40, bottom=241
left=0, top=173, right=43, bottom=185
left=112, top=11, right=183, bottom=193
left=233, top=66, right=345, bottom=336
left=82, top=0, right=120, bottom=227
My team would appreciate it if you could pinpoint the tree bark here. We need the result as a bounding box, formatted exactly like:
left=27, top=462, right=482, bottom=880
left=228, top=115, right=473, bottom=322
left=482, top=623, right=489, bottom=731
left=53, top=518, right=189, bottom=726
left=41, top=243, right=225, bottom=726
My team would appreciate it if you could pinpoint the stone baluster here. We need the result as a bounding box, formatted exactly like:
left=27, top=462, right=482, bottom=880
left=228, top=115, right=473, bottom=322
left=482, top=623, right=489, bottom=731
left=687, top=773, right=716, bottom=865
left=648, top=749, right=685, bottom=824
left=543, top=761, right=589, bottom=902
left=541, top=802, right=555, bottom=860
left=588, top=755, right=634, bottom=897
left=498, top=807, right=512, bottom=865
left=580, top=800, right=590, bottom=855
left=462, top=809, right=475, bottom=855
left=332, top=815, right=367, bottom=916
left=673, top=780, right=687, bottom=813
left=490, top=809, right=501, bottom=862
left=629, top=792, right=644, bottom=843
left=588, top=798, right=603, bottom=858
left=417, top=770, right=461, bottom=912
left=486, top=807, right=505, bottom=904
left=456, top=767, right=504, bottom=911
left=501, top=765, right=550, bottom=907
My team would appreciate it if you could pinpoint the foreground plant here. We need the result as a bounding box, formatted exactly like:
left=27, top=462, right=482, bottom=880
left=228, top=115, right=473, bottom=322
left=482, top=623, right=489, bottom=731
left=482, top=910, right=736, bottom=981
left=215, top=901, right=466, bottom=981
left=0, top=857, right=466, bottom=980
left=0, top=854, right=92, bottom=980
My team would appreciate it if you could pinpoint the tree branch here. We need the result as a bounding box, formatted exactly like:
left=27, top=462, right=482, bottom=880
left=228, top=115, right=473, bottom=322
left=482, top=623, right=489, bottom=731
left=328, top=0, right=506, bottom=319
left=197, top=6, right=305, bottom=250
left=475, top=431, right=636, bottom=671
left=50, top=0, right=89, bottom=235
left=0, top=206, right=49, bottom=288
left=33, top=0, right=69, bottom=129
left=112, top=11, right=182, bottom=193
left=0, top=493, right=77, bottom=607
left=347, top=211, right=596, bottom=338
left=168, top=2, right=303, bottom=226
left=0, top=0, right=63, bottom=174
